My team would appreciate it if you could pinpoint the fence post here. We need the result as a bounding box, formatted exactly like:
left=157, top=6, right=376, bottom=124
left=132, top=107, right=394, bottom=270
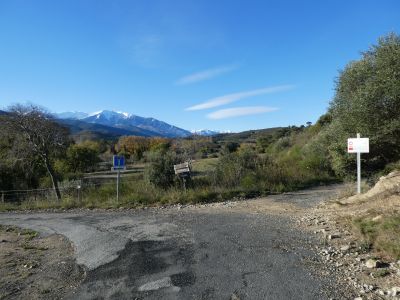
left=1, top=191, right=4, bottom=203
left=77, top=181, right=82, bottom=202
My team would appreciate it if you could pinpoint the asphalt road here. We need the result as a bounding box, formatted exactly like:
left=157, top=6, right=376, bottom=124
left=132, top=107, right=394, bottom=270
left=0, top=185, right=350, bottom=300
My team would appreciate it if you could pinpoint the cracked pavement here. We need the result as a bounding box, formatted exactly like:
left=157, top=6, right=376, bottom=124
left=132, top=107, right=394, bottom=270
left=0, top=185, right=351, bottom=299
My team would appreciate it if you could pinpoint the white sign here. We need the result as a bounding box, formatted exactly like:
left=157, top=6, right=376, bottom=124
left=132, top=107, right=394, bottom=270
left=347, top=138, right=369, bottom=153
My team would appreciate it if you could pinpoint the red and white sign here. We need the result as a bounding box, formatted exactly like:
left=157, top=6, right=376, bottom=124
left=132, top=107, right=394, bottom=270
left=347, top=138, right=369, bottom=153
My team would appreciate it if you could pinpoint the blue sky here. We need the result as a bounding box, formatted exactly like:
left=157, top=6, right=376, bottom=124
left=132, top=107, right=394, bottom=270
left=0, top=0, right=399, bottom=132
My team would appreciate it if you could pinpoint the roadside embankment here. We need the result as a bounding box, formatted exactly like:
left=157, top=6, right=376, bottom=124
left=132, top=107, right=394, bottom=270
left=298, top=171, right=400, bottom=299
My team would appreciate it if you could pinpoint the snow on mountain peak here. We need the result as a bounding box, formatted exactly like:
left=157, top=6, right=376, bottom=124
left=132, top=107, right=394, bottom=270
left=88, top=110, right=131, bottom=119
left=88, top=110, right=103, bottom=117
left=116, top=111, right=131, bottom=118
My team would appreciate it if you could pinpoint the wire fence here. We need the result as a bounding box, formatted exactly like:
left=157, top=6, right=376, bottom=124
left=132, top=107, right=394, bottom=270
left=0, top=179, right=119, bottom=204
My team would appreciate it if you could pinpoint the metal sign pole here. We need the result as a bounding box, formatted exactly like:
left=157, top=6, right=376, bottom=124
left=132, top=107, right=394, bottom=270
left=117, top=168, right=120, bottom=202
left=112, top=155, right=125, bottom=203
left=348, top=134, right=368, bottom=195
left=357, top=133, right=361, bottom=194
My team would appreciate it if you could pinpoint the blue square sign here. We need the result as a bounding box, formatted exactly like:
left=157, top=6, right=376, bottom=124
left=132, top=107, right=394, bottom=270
left=113, top=155, right=125, bottom=169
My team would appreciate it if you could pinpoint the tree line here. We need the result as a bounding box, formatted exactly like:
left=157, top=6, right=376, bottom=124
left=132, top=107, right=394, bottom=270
left=1, top=32, right=399, bottom=204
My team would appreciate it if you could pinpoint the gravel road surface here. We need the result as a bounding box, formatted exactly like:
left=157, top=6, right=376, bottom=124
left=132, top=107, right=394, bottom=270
left=0, top=185, right=351, bottom=300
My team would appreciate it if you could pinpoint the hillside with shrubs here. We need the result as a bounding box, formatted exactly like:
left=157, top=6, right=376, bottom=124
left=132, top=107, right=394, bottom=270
left=0, top=33, right=399, bottom=210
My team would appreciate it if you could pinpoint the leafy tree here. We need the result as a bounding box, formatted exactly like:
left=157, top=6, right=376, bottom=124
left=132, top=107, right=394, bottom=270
left=117, top=136, right=150, bottom=161
left=222, top=142, right=239, bottom=154
left=145, top=150, right=179, bottom=189
left=0, top=121, right=47, bottom=193
left=149, top=137, right=170, bottom=151
left=327, top=33, right=400, bottom=175
left=3, top=105, right=70, bottom=199
left=316, top=113, right=332, bottom=127
left=214, top=147, right=259, bottom=188
left=65, top=143, right=100, bottom=173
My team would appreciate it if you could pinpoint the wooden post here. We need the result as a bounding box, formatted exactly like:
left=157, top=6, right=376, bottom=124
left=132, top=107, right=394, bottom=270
left=182, top=177, right=187, bottom=192
left=77, top=180, right=82, bottom=202
left=77, top=187, right=81, bottom=202
left=1, top=191, right=4, bottom=203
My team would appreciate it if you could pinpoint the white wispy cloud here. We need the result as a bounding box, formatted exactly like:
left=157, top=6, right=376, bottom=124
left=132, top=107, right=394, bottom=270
left=185, top=84, right=294, bottom=111
left=207, top=106, right=278, bottom=120
left=176, top=64, right=238, bottom=85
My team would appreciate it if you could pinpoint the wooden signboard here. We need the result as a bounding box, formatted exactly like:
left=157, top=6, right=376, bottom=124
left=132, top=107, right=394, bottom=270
left=174, top=162, right=190, bottom=175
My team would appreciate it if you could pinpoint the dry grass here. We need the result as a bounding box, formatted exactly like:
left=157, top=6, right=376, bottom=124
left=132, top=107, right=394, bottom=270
left=335, top=181, right=371, bottom=200
left=192, top=158, right=218, bottom=174
left=352, top=213, right=400, bottom=259
left=322, top=171, right=400, bottom=260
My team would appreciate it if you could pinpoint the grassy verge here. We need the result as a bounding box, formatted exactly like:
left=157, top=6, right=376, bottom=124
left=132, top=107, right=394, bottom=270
left=353, top=214, right=400, bottom=260
left=0, top=184, right=267, bottom=211
left=0, top=151, right=339, bottom=212
left=0, top=175, right=337, bottom=212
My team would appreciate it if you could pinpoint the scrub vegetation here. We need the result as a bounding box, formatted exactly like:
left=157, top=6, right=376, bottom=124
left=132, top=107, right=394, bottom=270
left=353, top=214, right=400, bottom=260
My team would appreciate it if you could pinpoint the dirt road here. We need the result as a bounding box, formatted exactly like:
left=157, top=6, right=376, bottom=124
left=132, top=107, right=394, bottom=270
left=0, top=185, right=353, bottom=300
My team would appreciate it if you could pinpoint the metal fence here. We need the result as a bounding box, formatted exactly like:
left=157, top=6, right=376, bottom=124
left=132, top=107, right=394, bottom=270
left=0, top=179, right=117, bottom=204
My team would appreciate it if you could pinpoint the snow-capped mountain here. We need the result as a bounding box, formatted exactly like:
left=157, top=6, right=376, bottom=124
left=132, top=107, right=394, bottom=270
left=55, top=110, right=191, bottom=138
left=191, top=129, right=232, bottom=136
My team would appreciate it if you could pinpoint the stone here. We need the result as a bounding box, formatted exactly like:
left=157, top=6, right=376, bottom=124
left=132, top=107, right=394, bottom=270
left=365, top=259, right=380, bottom=269
left=391, top=287, right=400, bottom=296
left=340, top=245, right=350, bottom=251
left=354, top=297, right=363, bottom=300
left=138, top=277, right=173, bottom=292
left=372, top=215, right=382, bottom=221
left=328, top=234, right=340, bottom=240
left=231, top=294, right=241, bottom=300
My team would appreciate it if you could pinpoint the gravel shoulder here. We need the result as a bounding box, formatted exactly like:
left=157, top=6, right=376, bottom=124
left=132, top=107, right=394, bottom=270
left=298, top=176, right=400, bottom=299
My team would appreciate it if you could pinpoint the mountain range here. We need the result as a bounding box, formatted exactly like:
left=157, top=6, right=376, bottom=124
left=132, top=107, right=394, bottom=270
left=53, top=110, right=229, bottom=138
left=191, top=129, right=232, bottom=136
left=0, top=109, right=227, bottom=138
left=53, top=110, right=191, bottom=138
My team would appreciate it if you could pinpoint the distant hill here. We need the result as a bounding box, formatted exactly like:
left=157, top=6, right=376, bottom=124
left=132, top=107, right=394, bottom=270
left=212, top=127, right=284, bottom=144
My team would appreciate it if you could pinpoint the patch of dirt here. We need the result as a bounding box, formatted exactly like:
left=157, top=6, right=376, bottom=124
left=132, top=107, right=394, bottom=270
left=179, top=197, right=301, bottom=215
left=0, top=225, right=85, bottom=300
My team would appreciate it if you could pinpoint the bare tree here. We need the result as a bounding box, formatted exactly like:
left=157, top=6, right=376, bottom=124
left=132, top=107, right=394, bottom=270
left=4, top=104, right=70, bottom=200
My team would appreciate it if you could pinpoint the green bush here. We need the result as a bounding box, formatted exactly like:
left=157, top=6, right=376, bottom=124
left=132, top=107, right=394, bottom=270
left=144, top=150, right=180, bottom=189
left=213, top=149, right=259, bottom=188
